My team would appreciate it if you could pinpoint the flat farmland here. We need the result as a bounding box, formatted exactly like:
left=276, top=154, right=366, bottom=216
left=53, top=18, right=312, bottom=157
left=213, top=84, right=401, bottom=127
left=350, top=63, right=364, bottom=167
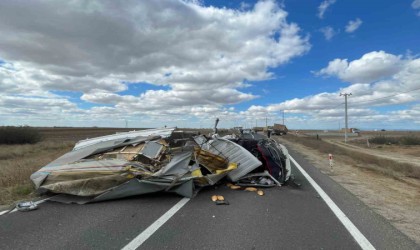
left=37, top=127, right=147, bottom=142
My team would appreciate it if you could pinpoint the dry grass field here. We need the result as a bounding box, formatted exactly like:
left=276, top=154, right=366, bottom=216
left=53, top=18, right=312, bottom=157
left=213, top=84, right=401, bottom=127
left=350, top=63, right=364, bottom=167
left=37, top=127, right=143, bottom=142
left=0, top=141, right=73, bottom=205
left=283, top=134, right=420, bottom=179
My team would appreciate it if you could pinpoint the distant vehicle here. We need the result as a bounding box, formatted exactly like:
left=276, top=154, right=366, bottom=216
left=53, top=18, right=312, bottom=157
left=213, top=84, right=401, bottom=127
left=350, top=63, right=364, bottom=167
left=272, top=123, right=288, bottom=135
left=253, top=126, right=264, bottom=132
left=351, top=128, right=360, bottom=133
left=381, top=129, right=386, bottom=131
left=242, top=129, right=254, bottom=134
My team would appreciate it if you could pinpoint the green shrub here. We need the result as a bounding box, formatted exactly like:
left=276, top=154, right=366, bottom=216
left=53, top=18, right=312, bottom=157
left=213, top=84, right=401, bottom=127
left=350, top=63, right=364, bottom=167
left=0, top=126, right=42, bottom=144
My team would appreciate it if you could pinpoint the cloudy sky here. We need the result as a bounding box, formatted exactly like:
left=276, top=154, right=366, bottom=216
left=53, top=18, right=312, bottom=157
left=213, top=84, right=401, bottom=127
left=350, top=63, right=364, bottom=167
left=0, top=0, right=419, bottom=130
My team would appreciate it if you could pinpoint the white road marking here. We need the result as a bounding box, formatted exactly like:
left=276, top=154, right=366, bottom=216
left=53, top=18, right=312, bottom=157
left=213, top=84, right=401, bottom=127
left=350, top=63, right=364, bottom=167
left=290, top=155, right=375, bottom=250
left=0, top=197, right=52, bottom=216
left=121, top=197, right=190, bottom=250
left=0, top=210, right=9, bottom=216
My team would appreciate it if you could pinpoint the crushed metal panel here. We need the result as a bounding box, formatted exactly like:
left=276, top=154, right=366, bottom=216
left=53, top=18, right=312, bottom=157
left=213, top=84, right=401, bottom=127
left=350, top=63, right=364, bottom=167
left=141, top=141, right=164, bottom=159
left=92, top=178, right=195, bottom=202
left=39, top=174, right=129, bottom=196
left=42, top=136, right=152, bottom=168
left=193, top=135, right=262, bottom=181
left=194, top=173, right=229, bottom=186
left=73, top=127, right=175, bottom=151
left=152, top=151, right=193, bottom=177
left=30, top=158, right=130, bottom=189
left=31, top=136, right=155, bottom=188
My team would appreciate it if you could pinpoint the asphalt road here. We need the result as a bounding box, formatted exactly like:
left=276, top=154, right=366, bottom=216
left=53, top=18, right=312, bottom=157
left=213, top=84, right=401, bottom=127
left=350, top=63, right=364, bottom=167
left=0, top=140, right=418, bottom=250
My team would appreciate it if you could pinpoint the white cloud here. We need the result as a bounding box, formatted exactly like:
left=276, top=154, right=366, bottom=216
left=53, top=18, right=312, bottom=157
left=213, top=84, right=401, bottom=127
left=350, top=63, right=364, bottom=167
left=0, top=0, right=310, bottom=125
left=113, top=88, right=258, bottom=112
left=316, top=51, right=403, bottom=83
left=244, top=51, right=420, bottom=128
left=320, top=26, right=338, bottom=40
left=345, top=18, right=363, bottom=33
left=412, top=0, right=420, bottom=15
left=318, top=0, right=336, bottom=19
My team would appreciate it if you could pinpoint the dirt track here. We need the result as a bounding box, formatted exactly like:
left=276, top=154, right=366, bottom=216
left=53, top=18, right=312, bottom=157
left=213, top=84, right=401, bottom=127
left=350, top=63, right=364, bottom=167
left=276, top=136, right=420, bottom=245
left=327, top=139, right=420, bottom=169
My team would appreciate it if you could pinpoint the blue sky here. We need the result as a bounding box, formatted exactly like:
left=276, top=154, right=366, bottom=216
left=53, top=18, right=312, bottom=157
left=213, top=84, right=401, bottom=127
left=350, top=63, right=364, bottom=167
left=0, top=0, right=419, bottom=129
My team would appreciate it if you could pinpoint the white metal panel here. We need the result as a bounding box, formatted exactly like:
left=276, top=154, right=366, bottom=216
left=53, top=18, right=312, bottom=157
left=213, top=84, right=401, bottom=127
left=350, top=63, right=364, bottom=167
left=73, top=128, right=175, bottom=151
left=194, top=135, right=262, bottom=181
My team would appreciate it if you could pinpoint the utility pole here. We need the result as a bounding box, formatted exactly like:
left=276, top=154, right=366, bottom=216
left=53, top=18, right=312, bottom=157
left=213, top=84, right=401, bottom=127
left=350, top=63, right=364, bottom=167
left=282, top=110, right=285, bottom=125
left=340, top=93, right=352, bottom=143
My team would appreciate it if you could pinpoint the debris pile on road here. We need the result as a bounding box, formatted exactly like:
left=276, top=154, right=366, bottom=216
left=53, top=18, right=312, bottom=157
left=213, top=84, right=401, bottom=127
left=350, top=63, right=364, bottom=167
left=30, top=126, right=291, bottom=204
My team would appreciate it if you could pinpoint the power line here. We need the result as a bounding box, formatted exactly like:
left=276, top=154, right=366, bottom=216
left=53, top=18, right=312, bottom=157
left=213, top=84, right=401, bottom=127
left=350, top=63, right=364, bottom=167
left=277, top=86, right=420, bottom=117
left=308, top=86, right=420, bottom=111
left=347, top=86, right=420, bottom=105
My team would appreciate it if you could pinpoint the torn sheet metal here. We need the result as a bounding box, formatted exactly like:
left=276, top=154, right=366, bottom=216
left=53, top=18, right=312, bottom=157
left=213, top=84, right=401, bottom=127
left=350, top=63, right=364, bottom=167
left=152, top=151, right=193, bottom=177
left=50, top=179, right=195, bottom=204
left=141, top=141, right=164, bottom=159
left=30, top=136, right=156, bottom=188
left=30, top=125, right=291, bottom=204
left=92, top=178, right=196, bottom=202
left=35, top=159, right=132, bottom=195
left=30, top=129, right=239, bottom=203
left=73, top=127, right=175, bottom=151
left=194, top=135, right=262, bottom=181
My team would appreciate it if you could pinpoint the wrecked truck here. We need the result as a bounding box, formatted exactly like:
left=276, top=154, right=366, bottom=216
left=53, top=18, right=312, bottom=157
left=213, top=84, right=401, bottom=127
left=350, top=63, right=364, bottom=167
left=30, top=127, right=292, bottom=204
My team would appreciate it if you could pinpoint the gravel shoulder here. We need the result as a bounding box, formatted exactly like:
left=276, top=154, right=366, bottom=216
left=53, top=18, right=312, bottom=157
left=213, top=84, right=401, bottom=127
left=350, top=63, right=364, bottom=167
left=276, top=136, right=420, bottom=245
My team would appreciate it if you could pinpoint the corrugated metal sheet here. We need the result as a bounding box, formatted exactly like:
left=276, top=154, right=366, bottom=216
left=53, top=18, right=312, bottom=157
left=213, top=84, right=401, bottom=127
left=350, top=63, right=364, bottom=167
left=73, top=128, right=175, bottom=151
left=194, top=135, right=262, bottom=181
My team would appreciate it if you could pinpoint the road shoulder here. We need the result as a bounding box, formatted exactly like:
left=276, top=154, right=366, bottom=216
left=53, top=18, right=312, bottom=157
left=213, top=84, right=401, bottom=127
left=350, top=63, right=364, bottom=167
left=277, top=136, right=420, bottom=246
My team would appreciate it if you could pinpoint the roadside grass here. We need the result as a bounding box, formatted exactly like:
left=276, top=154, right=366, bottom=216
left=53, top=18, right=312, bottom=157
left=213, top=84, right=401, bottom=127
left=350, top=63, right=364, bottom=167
left=281, top=135, right=420, bottom=180
left=0, top=141, right=74, bottom=205
left=369, top=135, right=420, bottom=146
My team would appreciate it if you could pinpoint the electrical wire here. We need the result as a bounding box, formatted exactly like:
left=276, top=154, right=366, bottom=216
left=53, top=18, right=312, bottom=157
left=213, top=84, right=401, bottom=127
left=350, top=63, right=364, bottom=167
left=308, top=86, right=420, bottom=111
left=347, top=86, right=420, bottom=105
